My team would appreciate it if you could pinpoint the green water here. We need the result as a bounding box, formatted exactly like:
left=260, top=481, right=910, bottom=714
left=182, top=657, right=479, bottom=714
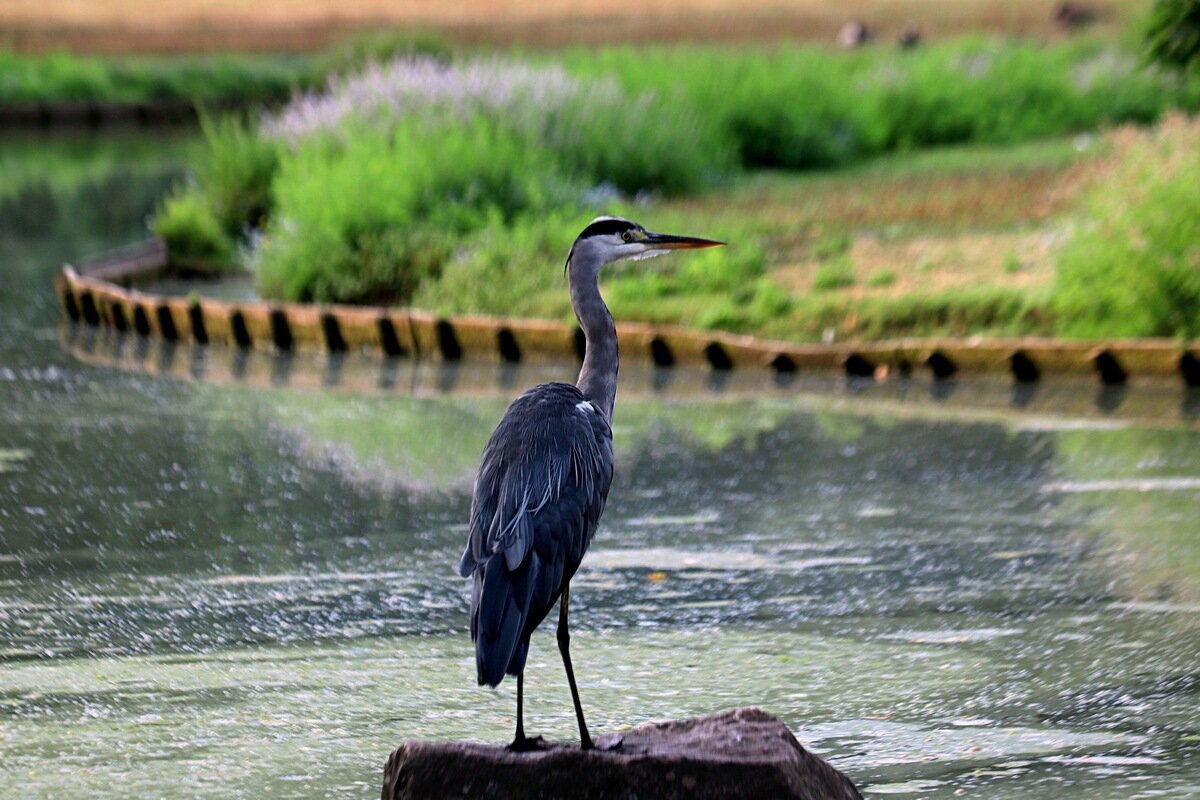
left=1, top=132, right=1199, bottom=799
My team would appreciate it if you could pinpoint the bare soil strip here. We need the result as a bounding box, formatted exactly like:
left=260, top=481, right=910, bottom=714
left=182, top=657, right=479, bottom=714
left=3, top=0, right=1139, bottom=52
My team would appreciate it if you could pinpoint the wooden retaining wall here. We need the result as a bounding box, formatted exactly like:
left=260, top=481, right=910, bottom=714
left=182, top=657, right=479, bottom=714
left=56, top=239, right=1200, bottom=387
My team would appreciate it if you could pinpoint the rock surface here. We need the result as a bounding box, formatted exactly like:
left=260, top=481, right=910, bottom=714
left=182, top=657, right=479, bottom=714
left=381, top=707, right=862, bottom=800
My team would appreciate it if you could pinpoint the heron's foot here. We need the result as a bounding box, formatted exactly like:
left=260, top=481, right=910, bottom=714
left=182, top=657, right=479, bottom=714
left=579, top=731, right=623, bottom=752
left=506, top=735, right=545, bottom=753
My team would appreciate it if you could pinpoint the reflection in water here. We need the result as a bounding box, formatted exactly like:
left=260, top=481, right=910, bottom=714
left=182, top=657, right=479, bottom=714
left=58, top=327, right=1200, bottom=433
left=651, top=365, right=674, bottom=393
left=1183, top=388, right=1200, bottom=420
left=929, top=376, right=957, bottom=402
left=495, top=362, right=522, bottom=392
left=2, top=131, right=1200, bottom=800
left=270, top=351, right=294, bottom=387
left=706, top=368, right=732, bottom=394
left=1011, top=380, right=1040, bottom=409
left=1095, top=384, right=1129, bottom=414
left=322, top=352, right=345, bottom=388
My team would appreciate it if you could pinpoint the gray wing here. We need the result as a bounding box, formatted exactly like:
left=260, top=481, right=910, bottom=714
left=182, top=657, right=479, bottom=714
left=458, top=382, right=614, bottom=686
left=458, top=382, right=613, bottom=578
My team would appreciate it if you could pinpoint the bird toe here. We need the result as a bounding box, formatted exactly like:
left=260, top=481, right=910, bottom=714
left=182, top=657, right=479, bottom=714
left=506, top=734, right=545, bottom=753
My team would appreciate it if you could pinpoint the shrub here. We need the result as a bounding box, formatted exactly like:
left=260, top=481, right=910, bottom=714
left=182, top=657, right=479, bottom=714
left=245, top=55, right=736, bottom=303
left=540, top=86, right=732, bottom=194
left=565, top=39, right=1200, bottom=168
left=413, top=210, right=580, bottom=317
left=721, top=61, right=875, bottom=168
left=257, top=119, right=564, bottom=303
left=1145, top=0, right=1200, bottom=74
left=261, top=57, right=580, bottom=143
left=153, top=191, right=235, bottom=267
left=262, top=56, right=722, bottom=196
left=196, top=111, right=281, bottom=238
left=1054, top=114, right=1200, bottom=339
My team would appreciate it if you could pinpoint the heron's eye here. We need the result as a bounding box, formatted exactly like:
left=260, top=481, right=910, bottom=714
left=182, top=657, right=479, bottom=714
left=621, top=231, right=633, bottom=243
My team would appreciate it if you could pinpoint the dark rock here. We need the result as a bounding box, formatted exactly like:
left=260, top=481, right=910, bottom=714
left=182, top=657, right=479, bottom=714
left=381, top=707, right=862, bottom=800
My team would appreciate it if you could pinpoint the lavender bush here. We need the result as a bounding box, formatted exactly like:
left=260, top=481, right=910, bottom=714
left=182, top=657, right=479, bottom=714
left=261, top=58, right=584, bottom=142
left=259, top=55, right=726, bottom=194
left=245, top=55, right=727, bottom=303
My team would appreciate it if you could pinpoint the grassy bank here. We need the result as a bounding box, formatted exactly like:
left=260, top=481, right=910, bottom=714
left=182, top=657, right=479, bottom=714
left=413, top=136, right=1085, bottom=341
left=1054, top=113, right=1200, bottom=339
left=0, top=34, right=450, bottom=108
left=154, top=36, right=1200, bottom=341
left=0, top=49, right=315, bottom=107
left=561, top=37, right=1200, bottom=169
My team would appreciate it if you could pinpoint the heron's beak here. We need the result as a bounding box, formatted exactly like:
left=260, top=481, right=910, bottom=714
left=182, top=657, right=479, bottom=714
left=642, top=231, right=725, bottom=250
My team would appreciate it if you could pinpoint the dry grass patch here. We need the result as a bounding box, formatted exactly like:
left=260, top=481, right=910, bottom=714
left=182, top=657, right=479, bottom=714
left=1, top=0, right=1146, bottom=52
left=773, top=228, right=1060, bottom=298
left=663, top=137, right=1093, bottom=271
left=638, top=136, right=1099, bottom=339
left=681, top=167, right=1077, bottom=232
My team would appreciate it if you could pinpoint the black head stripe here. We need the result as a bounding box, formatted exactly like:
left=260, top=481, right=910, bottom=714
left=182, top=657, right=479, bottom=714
left=577, top=218, right=639, bottom=240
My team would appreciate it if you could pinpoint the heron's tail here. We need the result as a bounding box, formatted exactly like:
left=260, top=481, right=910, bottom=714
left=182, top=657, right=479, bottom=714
left=472, top=555, right=532, bottom=687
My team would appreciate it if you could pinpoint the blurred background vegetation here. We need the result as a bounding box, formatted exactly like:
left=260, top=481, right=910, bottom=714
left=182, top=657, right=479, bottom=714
left=4, top=0, right=1199, bottom=342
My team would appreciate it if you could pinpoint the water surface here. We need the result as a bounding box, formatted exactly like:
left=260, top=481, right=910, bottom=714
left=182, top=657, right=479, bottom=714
left=1, top=131, right=1199, bottom=799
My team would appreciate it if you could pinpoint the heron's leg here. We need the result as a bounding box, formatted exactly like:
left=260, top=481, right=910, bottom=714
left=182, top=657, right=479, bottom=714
left=507, top=671, right=543, bottom=752
left=515, top=671, right=526, bottom=742
left=557, top=584, right=595, bottom=751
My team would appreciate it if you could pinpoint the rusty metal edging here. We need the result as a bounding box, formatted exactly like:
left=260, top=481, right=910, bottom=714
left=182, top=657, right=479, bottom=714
left=55, top=240, right=1200, bottom=387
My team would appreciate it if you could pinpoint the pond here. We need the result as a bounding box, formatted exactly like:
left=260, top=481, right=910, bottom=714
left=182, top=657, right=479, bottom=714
left=1, top=130, right=1198, bottom=799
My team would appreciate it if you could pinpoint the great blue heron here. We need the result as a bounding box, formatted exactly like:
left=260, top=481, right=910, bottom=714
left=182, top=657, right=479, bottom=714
left=457, top=216, right=723, bottom=751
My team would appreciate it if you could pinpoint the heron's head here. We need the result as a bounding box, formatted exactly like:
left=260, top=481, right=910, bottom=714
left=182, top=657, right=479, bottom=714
left=566, top=216, right=723, bottom=277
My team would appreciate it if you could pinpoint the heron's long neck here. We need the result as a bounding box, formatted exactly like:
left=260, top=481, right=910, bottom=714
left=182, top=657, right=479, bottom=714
left=570, top=263, right=618, bottom=421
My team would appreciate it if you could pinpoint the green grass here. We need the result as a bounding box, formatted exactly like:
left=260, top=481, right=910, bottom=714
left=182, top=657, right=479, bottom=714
left=257, top=119, right=563, bottom=303
left=866, top=269, right=897, bottom=288
left=1053, top=113, right=1200, bottom=340
left=141, top=32, right=1200, bottom=341
left=244, top=55, right=732, bottom=303
left=793, top=286, right=1049, bottom=340
left=153, top=189, right=236, bottom=267
left=0, top=49, right=318, bottom=106
left=411, top=132, right=1094, bottom=342
left=194, top=112, right=281, bottom=239
left=560, top=37, right=1200, bottom=171
left=812, top=258, right=856, bottom=291
left=0, top=31, right=479, bottom=110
